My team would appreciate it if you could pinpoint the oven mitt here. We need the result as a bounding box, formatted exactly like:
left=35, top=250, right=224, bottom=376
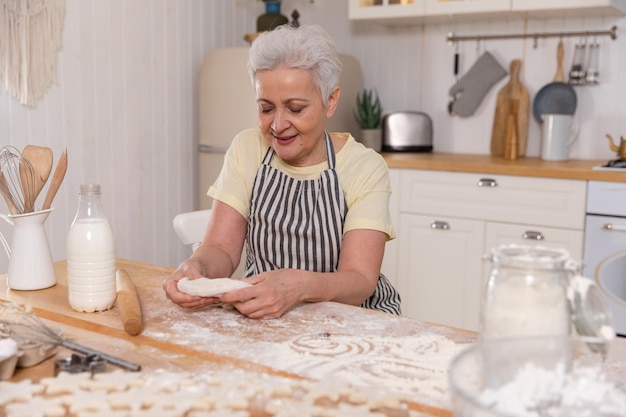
left=449, top=51, right=507, bottom=117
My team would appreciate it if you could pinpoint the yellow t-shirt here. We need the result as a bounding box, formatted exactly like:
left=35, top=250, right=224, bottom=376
left=208, top=128, right=395, bottom=240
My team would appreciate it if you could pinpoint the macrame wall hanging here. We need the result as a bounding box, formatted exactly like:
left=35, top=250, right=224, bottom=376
left=0, top=0, right=66, bottom=107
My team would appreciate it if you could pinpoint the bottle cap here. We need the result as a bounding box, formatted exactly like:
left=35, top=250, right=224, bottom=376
left=80, top=184, right=102, bottom=194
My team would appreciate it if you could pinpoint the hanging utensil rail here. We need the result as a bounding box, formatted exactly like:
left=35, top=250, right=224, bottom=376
left=447, top=25, right=617, bottom=47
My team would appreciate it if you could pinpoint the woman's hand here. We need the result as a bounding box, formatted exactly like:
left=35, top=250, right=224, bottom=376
left=163, top=201, right=248, bottom=310
left=220, top=269, right=305, bottom=319
left=162, top=258, right=220, bottom=309
left=219, top=229, right=386, bottom=319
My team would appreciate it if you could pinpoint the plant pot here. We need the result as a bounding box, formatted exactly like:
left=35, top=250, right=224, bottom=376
left=359, top=128, right=382, bottom=152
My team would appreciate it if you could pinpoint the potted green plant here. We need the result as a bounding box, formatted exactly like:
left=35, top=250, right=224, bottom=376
left=354, top=88, right=383, bottom=151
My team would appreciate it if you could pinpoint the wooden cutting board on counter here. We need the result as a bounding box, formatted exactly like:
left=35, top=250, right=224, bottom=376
left=490, top=59, right=529, bottom=157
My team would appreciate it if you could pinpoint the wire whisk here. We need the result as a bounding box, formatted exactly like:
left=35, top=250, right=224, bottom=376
left=0, top=146, right=36, bottom=214
left=0, top=301, right=141, bottom=371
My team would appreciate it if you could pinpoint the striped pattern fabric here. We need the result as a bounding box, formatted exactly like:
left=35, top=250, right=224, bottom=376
left=360, top=274, right=401, bottom=315
left=244, top=133, right=401, bottom=315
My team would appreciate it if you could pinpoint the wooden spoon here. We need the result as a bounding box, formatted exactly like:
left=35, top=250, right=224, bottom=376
left=41, top=148, right=68, bottom=211
left=22, top=145, right=53, bottom=211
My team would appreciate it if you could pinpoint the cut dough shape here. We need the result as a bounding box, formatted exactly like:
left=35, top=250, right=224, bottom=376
left=0, top=380, right=44, bottom=405
left=4, top=395, right=65, bottom=417
left=0, top=367, right=414, bottom=417
left=40, top=371, right=91, bottom=396
left=177, top=278, right=251, bottom=297
left=89, top=369, right=146, bottom=393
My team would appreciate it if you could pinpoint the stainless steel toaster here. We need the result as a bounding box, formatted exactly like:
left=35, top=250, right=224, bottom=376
left=382, top=111, right=433, bottom=152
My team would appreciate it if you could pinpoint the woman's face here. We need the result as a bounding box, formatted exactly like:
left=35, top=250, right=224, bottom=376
left=254, top=67, right=339, bottom=167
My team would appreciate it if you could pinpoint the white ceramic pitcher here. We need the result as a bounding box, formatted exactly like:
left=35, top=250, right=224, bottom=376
left=540, top=114, right=580, bottom=161
left=0, top=208, right=56, bottom=290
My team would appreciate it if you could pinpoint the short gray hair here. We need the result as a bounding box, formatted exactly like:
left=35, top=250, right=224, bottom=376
left=247, top=24, right=342, bottom=106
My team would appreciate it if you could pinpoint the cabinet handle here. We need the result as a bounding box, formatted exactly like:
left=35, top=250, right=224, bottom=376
left=602, top=223, right=626, bottom=232
left=522, top=230, right=545, bottom=240
left=477, top=178, right=498, bottom=187
left=431, top=221, right=450, bottom=230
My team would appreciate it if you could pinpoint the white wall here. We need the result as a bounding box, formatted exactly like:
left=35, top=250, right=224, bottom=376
left=0, top=0, right=259, bottom=273
left=1, top=0, right=625, bottom=273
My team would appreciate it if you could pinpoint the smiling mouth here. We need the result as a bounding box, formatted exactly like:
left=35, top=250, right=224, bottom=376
left=274, top=134, right=297, bottom=141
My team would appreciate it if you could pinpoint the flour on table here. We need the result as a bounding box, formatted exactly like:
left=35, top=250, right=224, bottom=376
left=177, top=278, right=251, bottom=297
left=478, top=361, right=626, bottom=416
left=142, top=302, right=473, bottom=410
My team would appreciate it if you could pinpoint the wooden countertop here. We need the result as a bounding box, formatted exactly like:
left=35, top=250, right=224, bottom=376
left=382, top=152, right=626, bottom=182
left=1, top=259, right=479, bottom=416
left=2, top=259, right=626, bottom=416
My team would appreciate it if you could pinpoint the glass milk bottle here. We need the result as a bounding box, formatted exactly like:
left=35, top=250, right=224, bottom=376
left=66, top=184, right=116, bottom=312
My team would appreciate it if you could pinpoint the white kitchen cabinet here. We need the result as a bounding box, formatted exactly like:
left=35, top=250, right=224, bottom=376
left=348, top=0, right=507, bottom=22
left=512, top=0, right=626, bottom=17
left=393, top=169, right=587, bottom=331
left=397, top=212, right=484, bottom=330
left=484, top=222, right=584, bottom=263
left=348, top=0, right=424, bottom=22
left=424, top=0, right=511, bottom=17
left=400, top=170, right=586, bottom=230
left=349, top=0, right=626, bottom=23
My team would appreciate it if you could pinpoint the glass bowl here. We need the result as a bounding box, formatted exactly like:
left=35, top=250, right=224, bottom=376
left=0, top=338, right=19, bottom=380
left=448, top=336, right=626, bottom=417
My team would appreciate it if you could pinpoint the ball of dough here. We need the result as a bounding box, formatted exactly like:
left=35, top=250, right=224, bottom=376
left=177, top=277, right=251, bottom=297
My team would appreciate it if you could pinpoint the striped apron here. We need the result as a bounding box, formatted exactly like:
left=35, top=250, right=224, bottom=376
left=244, top=132, right=401, bottom=315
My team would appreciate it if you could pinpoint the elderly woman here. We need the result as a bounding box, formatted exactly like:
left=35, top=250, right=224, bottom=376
left=163, top=24, right=401, bottom=318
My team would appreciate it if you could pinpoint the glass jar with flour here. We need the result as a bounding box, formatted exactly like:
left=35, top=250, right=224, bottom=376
left=481, top=244, right=571, bottom=339
left=480, top=244, right=614, bottom=353
left=66, top=184, right=116, bottom=312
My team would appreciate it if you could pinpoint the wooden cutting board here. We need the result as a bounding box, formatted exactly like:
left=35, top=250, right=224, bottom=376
left=490, top=59, right=529, bottom=157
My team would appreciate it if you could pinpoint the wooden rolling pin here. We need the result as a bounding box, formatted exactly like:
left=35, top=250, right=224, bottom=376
left=116, top=269, right=143, bottom=336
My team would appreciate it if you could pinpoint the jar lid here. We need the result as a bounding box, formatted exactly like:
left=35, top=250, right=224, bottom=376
left=489, top=244, right=571, bottom=271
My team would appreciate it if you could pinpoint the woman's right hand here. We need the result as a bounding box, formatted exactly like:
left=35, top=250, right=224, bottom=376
left=164, top=200, right=248, bottom=309
left=162, top=257, right=220, bottom=309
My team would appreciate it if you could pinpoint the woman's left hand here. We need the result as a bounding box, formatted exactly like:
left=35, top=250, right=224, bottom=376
left=219, top=270, right=304, bottom=319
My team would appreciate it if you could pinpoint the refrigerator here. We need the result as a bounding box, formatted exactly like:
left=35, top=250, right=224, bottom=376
left=197, top=47, right=364, bottom=210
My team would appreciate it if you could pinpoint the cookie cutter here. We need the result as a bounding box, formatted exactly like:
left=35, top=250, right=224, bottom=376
left=54, top=353, right=107, bottom=376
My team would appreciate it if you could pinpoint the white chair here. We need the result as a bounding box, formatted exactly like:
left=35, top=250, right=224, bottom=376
left=173, top=209, right=212, bottom=253
left=595, top=250, right=626, bottom=336
left=173, top=208, right=247, bottom=277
